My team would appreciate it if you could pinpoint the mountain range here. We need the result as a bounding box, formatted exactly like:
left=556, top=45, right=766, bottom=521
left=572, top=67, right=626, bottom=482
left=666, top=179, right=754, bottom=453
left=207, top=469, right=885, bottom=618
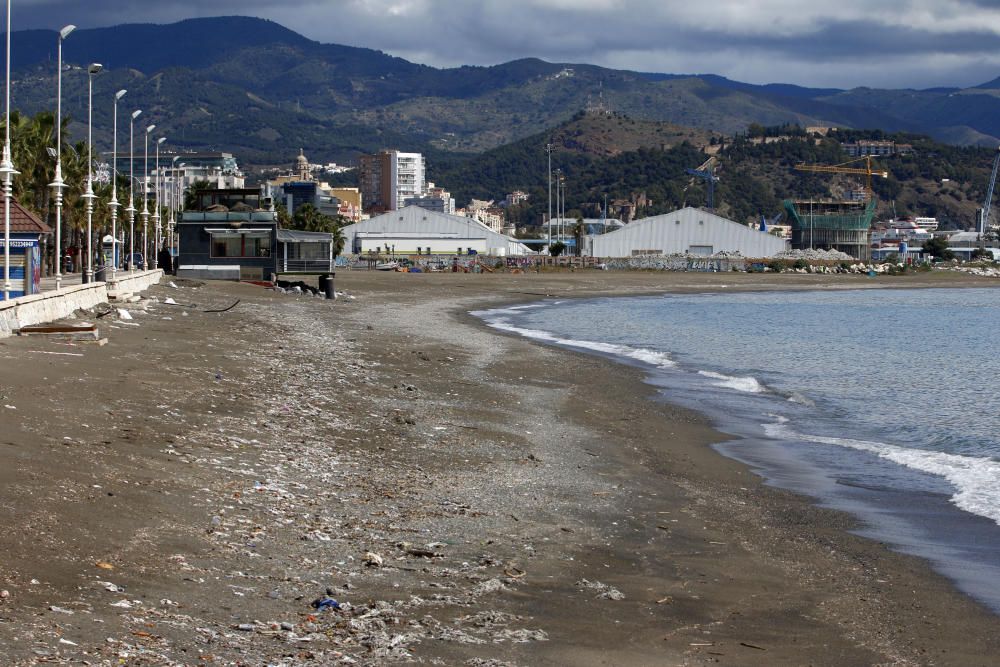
left=9, top=15, right=1000, bottom=169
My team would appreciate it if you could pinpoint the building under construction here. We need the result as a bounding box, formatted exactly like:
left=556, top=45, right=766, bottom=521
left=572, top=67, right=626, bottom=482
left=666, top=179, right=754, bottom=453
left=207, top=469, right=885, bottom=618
left=782, top=156, right=885, bottom=261
left=782, top=197, right=876, bottom=261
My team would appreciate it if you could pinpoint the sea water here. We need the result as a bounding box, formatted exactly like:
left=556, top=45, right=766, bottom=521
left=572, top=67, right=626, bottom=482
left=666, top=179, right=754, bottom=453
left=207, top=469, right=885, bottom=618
left=473, top=288, right=1000, bottom=613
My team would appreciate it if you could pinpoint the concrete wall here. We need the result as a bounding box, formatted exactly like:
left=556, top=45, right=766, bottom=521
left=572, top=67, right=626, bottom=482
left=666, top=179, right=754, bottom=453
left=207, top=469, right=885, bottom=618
left=0, top=269, right=162, bottom=338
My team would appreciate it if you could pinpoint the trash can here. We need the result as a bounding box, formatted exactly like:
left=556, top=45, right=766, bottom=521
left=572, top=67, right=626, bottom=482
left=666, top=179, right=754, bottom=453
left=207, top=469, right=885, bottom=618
left=94, top=265, right=108, bottom=283
left=324, top=272, right=335, bottom=300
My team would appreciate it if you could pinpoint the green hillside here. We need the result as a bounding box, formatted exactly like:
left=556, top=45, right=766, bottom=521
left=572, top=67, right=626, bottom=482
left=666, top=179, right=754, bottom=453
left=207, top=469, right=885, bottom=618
left=427, top=115, right=996, bottom=230
left=11, top=17, right=1000, bottom=169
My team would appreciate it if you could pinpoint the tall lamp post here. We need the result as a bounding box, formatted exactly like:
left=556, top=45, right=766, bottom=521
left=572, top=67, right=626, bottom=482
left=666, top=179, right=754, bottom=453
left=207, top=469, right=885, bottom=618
left=127, top=109, right=141, bottom=272
left=170, top=156, right=181, bottom=260
left=141, top=123, right=154, bottom=269
left=109, top=88, right=126, bottom=280
left=81, top=63, right=101, bottom=284
left=50, top=24, right=74, bottom=289
left=545, top=143, right=553, bottom=248
left=554, top=169, right=562, bottom=245
left=153, top=136, right=165, bottom=268
left=1, top=0, right=18, bottom=300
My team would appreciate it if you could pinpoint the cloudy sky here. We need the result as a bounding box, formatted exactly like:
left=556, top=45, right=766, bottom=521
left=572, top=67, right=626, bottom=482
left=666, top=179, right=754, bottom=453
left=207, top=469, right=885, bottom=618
left=11, top=0, right=1000, bottom=89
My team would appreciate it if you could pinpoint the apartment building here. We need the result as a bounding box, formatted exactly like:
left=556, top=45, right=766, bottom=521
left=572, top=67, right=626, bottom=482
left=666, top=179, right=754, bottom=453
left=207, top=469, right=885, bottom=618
left=360, top=150, right=426, bottom=213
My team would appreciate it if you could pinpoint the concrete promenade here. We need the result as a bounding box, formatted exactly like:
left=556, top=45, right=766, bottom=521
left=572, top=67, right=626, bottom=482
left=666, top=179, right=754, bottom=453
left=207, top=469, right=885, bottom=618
left=0, top=269, right=163, bottom=337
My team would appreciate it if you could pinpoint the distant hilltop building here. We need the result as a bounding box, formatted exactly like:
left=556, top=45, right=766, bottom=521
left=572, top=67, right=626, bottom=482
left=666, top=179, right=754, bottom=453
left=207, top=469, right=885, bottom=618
left=264, top=150, right=363, bottom=221
left=360, top=150, right=426, bottom=214
left=463, top=199, right=505, bottom=233
left=842, top=140, right=913, bottom=158
left=505, top=191, right=530, bottom=207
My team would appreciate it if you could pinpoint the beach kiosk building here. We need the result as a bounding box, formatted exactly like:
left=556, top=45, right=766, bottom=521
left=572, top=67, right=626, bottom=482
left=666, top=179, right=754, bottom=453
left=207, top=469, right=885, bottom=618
left=177, top=189, right=339, bottom=280
left=176, top=189, right=278, bottom=281
left=0, top=199, right=51, bottom=299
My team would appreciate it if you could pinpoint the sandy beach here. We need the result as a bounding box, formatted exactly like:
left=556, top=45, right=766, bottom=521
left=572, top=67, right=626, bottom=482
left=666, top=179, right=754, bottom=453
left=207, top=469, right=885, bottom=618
left=1, top=269, right=999, bottom=666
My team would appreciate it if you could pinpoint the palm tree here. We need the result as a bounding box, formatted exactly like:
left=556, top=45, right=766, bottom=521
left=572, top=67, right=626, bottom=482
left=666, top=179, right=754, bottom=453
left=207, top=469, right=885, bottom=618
left=331, top=224, right=346, bottom=257
left=184, top=180, right=212, bottom=210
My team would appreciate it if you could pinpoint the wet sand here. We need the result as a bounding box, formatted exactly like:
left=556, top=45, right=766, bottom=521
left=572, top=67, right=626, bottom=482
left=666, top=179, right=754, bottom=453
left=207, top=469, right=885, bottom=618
left=0, top=270, right=998, bottom=666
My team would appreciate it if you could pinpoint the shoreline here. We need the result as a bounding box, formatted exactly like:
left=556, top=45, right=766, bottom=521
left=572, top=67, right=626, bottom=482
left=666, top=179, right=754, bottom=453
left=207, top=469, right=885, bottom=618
left=0, top=271, right=998, bottom=665
left=469, top=284, right=1000, bottom=615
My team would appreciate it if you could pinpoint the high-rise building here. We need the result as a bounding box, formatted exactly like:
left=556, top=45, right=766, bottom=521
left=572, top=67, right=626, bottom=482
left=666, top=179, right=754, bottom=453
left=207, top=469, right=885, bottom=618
left=359, top=150, right=426, bottom=213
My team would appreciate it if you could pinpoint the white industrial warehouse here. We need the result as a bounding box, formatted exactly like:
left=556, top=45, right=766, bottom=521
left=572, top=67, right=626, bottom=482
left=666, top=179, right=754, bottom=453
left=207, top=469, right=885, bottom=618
left=588, top=207, right=787, bottom=258
left=341, top=206, right=530, bottom=257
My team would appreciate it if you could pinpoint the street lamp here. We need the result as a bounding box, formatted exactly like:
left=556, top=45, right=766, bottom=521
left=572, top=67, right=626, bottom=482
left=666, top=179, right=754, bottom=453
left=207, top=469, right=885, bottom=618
left=170, top=156, right=181, bottom=260
left=545, top=143, right=553, bottom=248
left=142, top=123, right=154, bottom=269
left=153, top=136, right=165, bottom=268
left=127, top=109, right=141, bottom=272
left=50, top=24, right=74, bottom=290
left=553, top=168, right=562, bottom=244
left=109, top=89, right=126, bottom=280
left=81, top=62, right=101, bottom=284
left=1, top=0, right=19, bottom=300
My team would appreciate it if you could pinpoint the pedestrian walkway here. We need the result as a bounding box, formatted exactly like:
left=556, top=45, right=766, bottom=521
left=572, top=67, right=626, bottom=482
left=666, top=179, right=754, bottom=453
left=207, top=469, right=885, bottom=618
left=38, top=267, right=149, bottom=293
left=39, top=271, right=82, bottom=292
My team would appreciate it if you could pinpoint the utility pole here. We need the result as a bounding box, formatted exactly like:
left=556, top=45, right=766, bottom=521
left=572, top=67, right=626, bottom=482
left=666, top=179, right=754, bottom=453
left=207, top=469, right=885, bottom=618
left=546, top=143, right=553, bottom=247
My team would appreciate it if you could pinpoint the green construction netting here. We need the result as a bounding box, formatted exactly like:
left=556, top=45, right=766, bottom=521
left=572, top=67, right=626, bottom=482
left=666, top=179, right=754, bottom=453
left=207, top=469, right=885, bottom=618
left=782, top=198, right=877, bottom=231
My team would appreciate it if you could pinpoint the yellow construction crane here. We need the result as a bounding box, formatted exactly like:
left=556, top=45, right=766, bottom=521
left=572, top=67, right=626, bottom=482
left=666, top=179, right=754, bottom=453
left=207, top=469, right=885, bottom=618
left=794, top=155, right=889, bottom=201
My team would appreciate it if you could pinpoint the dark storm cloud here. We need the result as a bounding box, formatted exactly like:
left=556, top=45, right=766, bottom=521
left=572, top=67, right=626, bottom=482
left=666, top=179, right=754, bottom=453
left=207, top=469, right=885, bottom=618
left=10, top=1, right=1000, bottom=88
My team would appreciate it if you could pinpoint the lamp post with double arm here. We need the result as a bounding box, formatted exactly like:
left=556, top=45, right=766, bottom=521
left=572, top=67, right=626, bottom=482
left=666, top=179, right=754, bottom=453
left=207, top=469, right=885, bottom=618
left=82, top=63, right=102, bottom=283
left=50, top=24, right=74, bottom=289
left=141, top=123, right=154, bottom=269
left=127, top=109, right=141, bottom=272
left=153, top=136, right=165, bottom=268
left=109, top=89, right=126, bottom=279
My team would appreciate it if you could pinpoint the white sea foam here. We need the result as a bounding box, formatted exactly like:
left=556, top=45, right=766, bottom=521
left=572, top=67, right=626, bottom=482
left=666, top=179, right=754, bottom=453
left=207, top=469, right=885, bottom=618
left=698, top=370, right=767, bottom=393
left=786, top=392, right=816, bottom=407
left=764, top=423, right=1000, bottom=526
left=475, top=311, right=675, bottom=369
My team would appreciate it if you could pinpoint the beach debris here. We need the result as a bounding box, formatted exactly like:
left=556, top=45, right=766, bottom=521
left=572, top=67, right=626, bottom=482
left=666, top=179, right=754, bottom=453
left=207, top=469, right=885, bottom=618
left=204, top=299, right=240, bottom=313
left=471, top=579, right=507, bottom=596
left=397, top=542, right=440, bottom=558
left=363, top=551, right=384, bottom=568
left=310, top=596, right=341, bottom=611
left=740, top=642, right=767, bottom=651
left=168, top=281, right=179, bottom=288
left=117, top=309, right=133, bottom=320
left=164, top=297, right=178, bottom=305
left=576, top=579, right=624, bottom=600
left=95, top=561, right=115, bottom=570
